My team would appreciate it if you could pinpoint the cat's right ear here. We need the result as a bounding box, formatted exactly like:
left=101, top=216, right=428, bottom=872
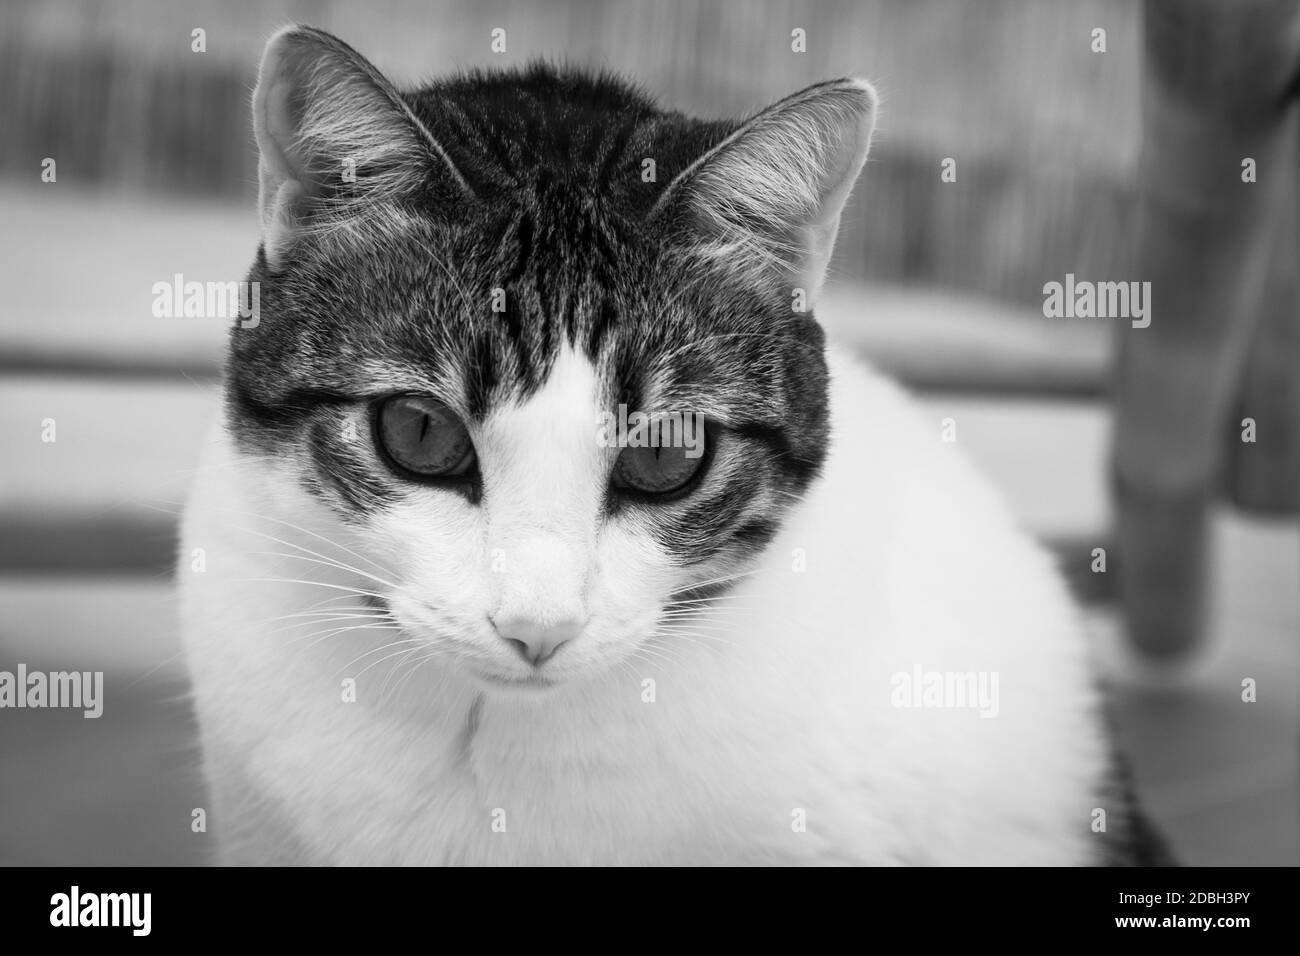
left=252, top=25, right=470, bottom=271
left=649, top=78, right=877, bottom=299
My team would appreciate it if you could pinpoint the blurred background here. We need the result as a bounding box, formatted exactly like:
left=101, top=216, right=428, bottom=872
left=0, top=0, right=1296, bottom=865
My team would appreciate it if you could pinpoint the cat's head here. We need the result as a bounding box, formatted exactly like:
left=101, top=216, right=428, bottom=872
left=228, top=25, right=876, bottom=691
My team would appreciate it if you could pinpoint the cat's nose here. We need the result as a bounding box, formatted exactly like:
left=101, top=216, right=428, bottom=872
left=491, top=615, right=582, bottom=666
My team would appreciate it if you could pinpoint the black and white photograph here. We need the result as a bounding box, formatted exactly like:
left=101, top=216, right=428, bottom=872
left=0, top=0, right=1296, bottom=913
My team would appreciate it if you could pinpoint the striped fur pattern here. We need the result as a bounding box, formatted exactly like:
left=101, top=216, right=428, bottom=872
left=233, top=26, right=874, bottom=572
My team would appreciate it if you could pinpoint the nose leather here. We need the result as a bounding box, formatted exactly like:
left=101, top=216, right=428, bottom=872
left=493, top=615, right=582, bottom=665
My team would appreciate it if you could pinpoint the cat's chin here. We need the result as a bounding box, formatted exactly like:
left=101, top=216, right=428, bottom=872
left=470, top=669, right=564, bottom=693
left=464, top=650, right=630, bottom=694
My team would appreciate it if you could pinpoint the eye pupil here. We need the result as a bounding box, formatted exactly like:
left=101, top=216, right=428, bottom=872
left=376, top=396, right=476, bottom=479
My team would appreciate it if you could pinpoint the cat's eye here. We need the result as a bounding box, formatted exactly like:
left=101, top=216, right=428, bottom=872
left=612, top=442, right=707, bottom=498
left=374, top=395, right=476, bottom=480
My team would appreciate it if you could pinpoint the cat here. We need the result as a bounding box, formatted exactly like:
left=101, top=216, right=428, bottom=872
left=180, top=24, right=1161, bottom=865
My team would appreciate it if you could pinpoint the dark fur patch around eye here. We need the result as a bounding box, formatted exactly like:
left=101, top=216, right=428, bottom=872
left=731, top=421, right=823, bottom=490
left=227, top=63, right=831, bottom=555
left=637, top=450, right=775, bottom=566
left=463, top=334, right=500, bottom=421
left=732, top=517, right=780, bottom=549
left=308, top=417, right=398, bottom=516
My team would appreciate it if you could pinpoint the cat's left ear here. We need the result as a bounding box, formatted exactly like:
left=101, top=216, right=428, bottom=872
left=652, top=78, right=877, bottom=298
left=252, top=25, right=470, bottom=270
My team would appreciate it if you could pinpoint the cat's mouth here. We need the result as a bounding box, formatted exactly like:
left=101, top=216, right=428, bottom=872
left=474, top=671, right=560, bottom=691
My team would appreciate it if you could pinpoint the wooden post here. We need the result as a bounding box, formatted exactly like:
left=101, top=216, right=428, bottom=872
left=1111, top=0, right=1299, bottom=658
left=1225, top=187, right=1300, bottom=514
